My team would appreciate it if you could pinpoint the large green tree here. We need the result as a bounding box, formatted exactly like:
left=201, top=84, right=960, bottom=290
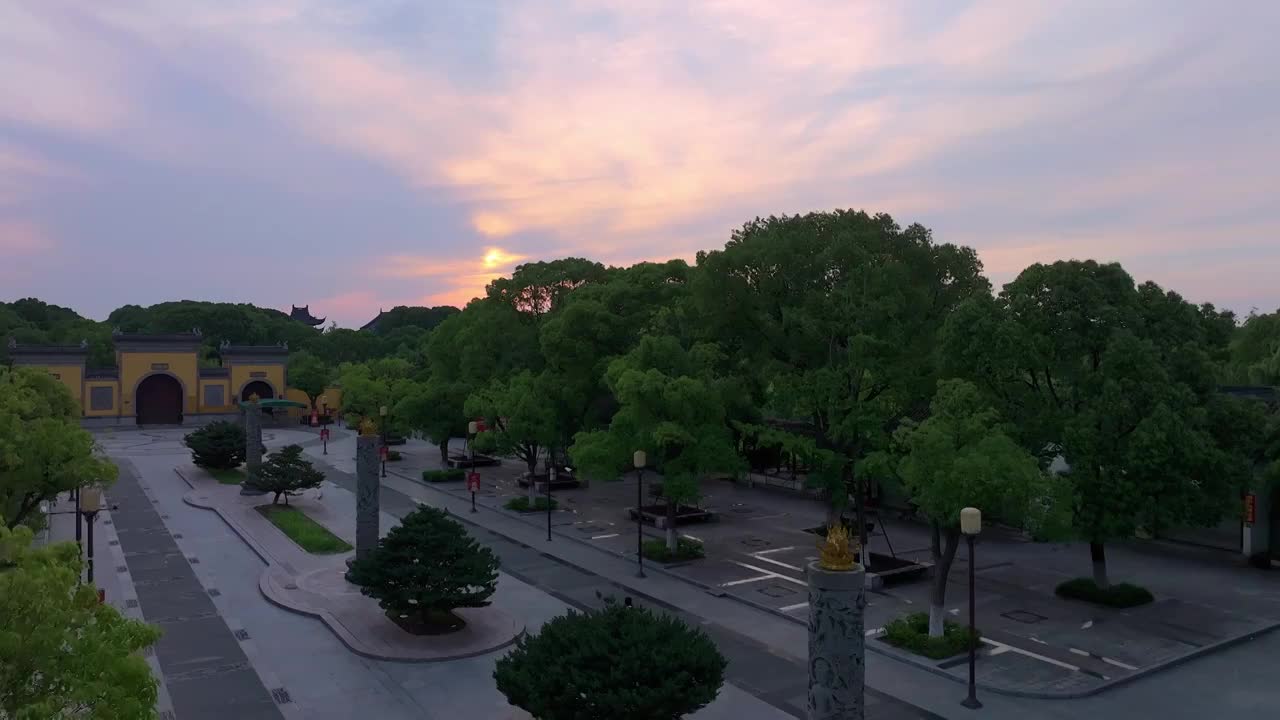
left=571, top=336, right=743, bottom=551
left=1, top=368, right=118, bottom=529
left=466, top=371, right=559, bottom=501
left=690, top=210, right=988, bottom=542
left=877, top=380, right=1050, bottom=637
left=286, top=351, right=332, bottom=409
left=942, top=260, right=1253, bottom=586
left=1, top=525, right=161, bottom=719
left=395, top=378, right=469, bottom=464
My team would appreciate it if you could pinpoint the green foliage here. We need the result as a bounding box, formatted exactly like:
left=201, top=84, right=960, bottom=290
left=346, top=506, right=499, bottom=622
left=1, top=368, right=118, bottom=529
left=494, top=600, right=726, bottom=720
left=287, top=350, right=332, bottom=406
left=0, top=525, right=161, bottom=718
left=1055, top=578, right=1154, bottom=608
left=505, top=496, right=558, bottom=512
left=422, top=469, right=466, bottom=482
left=882, top=612, right=981, bottom=660
left=255, top=505, right=352, bottom=554
left=182, top=421, right=246, bottom=471
left=0, top=298, right=115, bottom=368
left=396, top=378, right=468, bottom=462
left=209, top=467, right=244, bottom=485
left=386, top=450, right=402, bottom=461
left=247, top=444, right=324, bottom=505
left=642, top=537, right=704, bottom=562
left=363, top=305, right=459, bottom=336
left=466, top=370, right=559, bottom=473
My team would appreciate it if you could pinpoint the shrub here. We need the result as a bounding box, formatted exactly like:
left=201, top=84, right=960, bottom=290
left=422, top=469, right=465, bottom=483
left=387, top=450, right=403, bottom=462
left=183, top=421, right=246, bottom=470
left=346, top=506, right=498, bottom=632
left=245, top=445, right=325, bottom=504
left=495, top=598, right=726, bottom=720
left=505, top=496, right=557, bottom=512
left=881, top=612, right=980, bottom=660
left=1055, top=578, right=1154, bottom=608
left=642, top=538, right=704, bottom=562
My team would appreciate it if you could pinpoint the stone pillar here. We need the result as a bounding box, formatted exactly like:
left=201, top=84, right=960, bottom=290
left=807, top=561, right=866, bottom=720
left=355, top=434, right=381, bottom=562
left=240, top=402, right=266, bottom=496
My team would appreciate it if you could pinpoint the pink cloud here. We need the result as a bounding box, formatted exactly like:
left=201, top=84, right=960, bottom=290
left=0, top=219, right=55, bottom=253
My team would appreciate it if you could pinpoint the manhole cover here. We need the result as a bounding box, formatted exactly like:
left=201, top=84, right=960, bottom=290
left=1001, top=610, right=1048, bottom=624
left=757, top=582, right=799, bottom=598
left=739, top=537, right=771, bottom=549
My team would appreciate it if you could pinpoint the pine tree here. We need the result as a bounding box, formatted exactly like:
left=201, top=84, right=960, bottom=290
left=183, top=421, right=246, bottom=470
left=495, top=598, right=726, bottom=720
left=346, top=506, right=499, bottom=631
left=246, top=444, right=323, bottom=504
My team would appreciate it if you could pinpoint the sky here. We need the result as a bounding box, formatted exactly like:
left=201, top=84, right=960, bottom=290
left=1, top=1, right=1278, bottom=328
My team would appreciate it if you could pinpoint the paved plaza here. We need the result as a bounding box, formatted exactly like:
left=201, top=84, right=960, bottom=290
left=67, top=425, right=1280, bottom=720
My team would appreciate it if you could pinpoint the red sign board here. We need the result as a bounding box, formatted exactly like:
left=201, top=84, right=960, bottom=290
left=379, top=446, right=388, bottom=461
left=1245, top=493, right=1257, bottom=525
left=467, top=472, right=481, bottom=492
left=473, top=418, right=487, bottom=433
left=320, top=428, right=330, bottom=441
left=310, top=411, right=319, bottom=427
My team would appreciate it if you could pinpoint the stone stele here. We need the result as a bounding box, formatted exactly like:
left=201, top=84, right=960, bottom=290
left=807, top=560, right=867, bottom=720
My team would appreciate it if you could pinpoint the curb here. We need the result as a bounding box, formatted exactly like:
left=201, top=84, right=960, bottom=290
left=388, top=467, right=1280, bottom=700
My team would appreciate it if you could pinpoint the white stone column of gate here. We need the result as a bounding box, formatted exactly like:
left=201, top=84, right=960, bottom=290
left=807, top=560, right=867, bottom=720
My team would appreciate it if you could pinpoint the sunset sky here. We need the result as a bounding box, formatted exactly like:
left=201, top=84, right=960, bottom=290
left=2, top=1, right=1278, bottom=327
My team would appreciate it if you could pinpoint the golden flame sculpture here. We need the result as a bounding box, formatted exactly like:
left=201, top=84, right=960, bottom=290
left=818, top=521, right=859, bottom=571
left=358, top=418, right=378, bottom=437
left=248, top=392, right=260, bottom=402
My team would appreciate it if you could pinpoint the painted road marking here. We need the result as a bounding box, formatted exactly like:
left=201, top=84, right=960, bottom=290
left=723, top=574, right=774, bottom=587
left=746, top=553, right=804, bottom=572
left=779, top=602, right=809, bottom=612
left=981, top=638, right=1080, bottom=673
left=752, top=546, right=796, bottom=556
left=731, top=561, right=809, bottom=586
left=681, top=534, right=703, bottom=542
left=591, top=533, right=620, bottom=540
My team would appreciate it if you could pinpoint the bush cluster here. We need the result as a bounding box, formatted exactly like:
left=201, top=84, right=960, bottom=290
left=641, top=538, right=704, bottom=562
left=422, top=468, right=465, bottom=482
left=505, top=496, right=557, bottom=512
left=183, top=421, right=245, bottom=470
left=1055, top=578, right=1154, bottom=608
left=881, top=613, right=981, bottom=660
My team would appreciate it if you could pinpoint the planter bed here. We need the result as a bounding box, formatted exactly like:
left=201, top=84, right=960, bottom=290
left=505, top=496, right=558, bottom=513
left=422, top=469, right=466, bottom=483
left=628, top=504, right=716, bottom=529
left=446, top=454, right=502, bottom=468
left=517, top=472, right=582, bottom=491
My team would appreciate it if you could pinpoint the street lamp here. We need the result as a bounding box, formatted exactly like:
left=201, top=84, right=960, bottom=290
left=634, top=450, right=646, bottom=578
left=379, top=405, right=388, bottom=478
left=546, top=458, right=555, bottom=542
left=960, top=506, right=982, bottom=710
left=320, top=395, right=329, bottom=455
left=78, top=486, right=103, bottom=585
left=468, top=421, right=479, bottom=513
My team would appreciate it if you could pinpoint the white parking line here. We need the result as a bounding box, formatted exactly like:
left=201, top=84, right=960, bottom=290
left=731, top=561, right=809, bottom=586
left=591, top=533, right=620, bottom=540
left=723, top=575, right=774, bottom=587
left=752, top=546, right=796, bottom=556
left=981, top=638, right=1080, bottom=672
left=746, top=553, right=804, bottom=572
left=779, top=602, right=809, bottom=612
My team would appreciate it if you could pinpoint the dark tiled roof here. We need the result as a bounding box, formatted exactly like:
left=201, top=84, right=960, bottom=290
left=85, top=368, right=119, bottom=379
left=199, top=367, right=230, bottom=377
left=8, top=343, right=88, bottom=355
left=110, top=332, right=203, bottom=342
left=360, top=309, right=386, bottom=331
left=221, top=345, right=289, bottom=355
left=290, top=305, right=325, bottom=326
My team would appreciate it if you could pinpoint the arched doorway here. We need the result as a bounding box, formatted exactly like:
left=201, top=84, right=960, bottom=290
left=240, top=380, right=274, bottom=403
left=136, top=374, right=183, bottom=425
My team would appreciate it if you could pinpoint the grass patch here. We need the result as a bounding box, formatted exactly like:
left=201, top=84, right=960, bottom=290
left=255, top=505, right=352, bottom=554
left=208, top=467, right=244, bottom=485
left=505, top=496, right=558, bottom=512
left=882, top=613, right=981, bottom=660
left=422, top=468, right=465, bottom=483
left=1055, top=578, right=1154, bottom=608
left=641, top=538, right=705, bottom=562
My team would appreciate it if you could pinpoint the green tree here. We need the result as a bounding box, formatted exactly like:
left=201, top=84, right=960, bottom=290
left=571, top=336, right=743, bottom=551
left=691, top=210, right=989, bottom=543
left=287, top=351, right=331, bottom=409
left=247, top=444, right=324, bottom=505
left=1, top=368, right=118, bottom=529
left=942, top=261, right=1251, bottom=586
left=335, top=363, right=392, bottom=427
left=466, top=371, right=559, bottom=502
left=182, top=421, right=246, bottom=471
left=494, top=599, right=726, bottom=720
left=346, top=506, right=498, bottom=630
left=877, top=380, right=1049, bottom=637
left=0, top=525, right=161, bottom=718
left=395, top=378, right=468, bottom=464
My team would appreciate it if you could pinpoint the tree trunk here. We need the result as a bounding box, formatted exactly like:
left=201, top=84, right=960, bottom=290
left=438, top=439, right=449, bottom=465
left=929, top=523, right=961, bottom=638
left=666, top=500, right=678, bottom=552
left=1091, top=542, right=1109, bottom=589
left=527, top=454, right=539, bottom=503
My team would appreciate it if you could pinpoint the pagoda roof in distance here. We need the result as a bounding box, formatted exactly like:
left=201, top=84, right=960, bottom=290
left=290, top=304, right=326, bottom=326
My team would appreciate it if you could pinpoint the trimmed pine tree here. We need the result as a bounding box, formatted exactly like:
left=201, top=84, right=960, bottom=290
left=183, top=421, right=246, bottom=470
left=494, top=598, right=727, bottom=720
left=246, top=444, right=323, bottom=505
left=346, top=506, right=498, bottom=631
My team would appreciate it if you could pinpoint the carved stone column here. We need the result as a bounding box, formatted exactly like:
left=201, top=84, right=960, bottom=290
left=354, top=434, right=381, bottom=563
left=807, top=560, right=866, bottom=720
left=239, top=402, right=266, bottom=496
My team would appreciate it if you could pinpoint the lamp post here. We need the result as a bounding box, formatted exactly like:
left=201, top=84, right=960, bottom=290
left=78, top=486, right=103, bottom=585
left=634, top=450, right=646, bottom=578
left=960, top=506, right=983, bottom=710
left=379, top=405, right=388, bottom=479
left=320, top=396, right=329, bottom=455
left=468, top=421, right=479, bottom=513
left=546, top=459, right=555, bottom=542
left=72, top=481, right=82, bottom=550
